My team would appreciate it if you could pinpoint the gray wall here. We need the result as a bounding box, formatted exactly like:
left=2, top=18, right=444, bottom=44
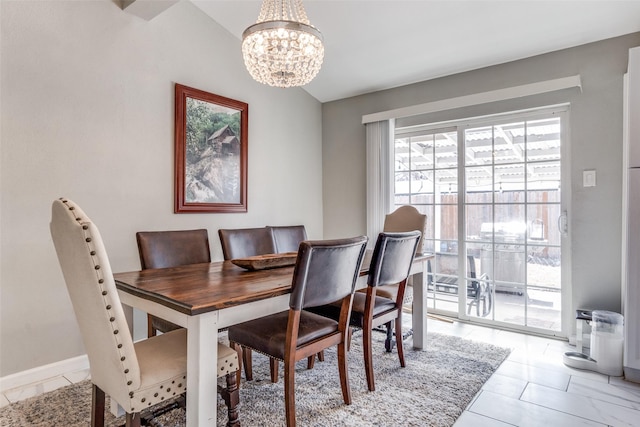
left=323, top=33, right=640, bottom=326
left=0, top=1, right=323, bottom=376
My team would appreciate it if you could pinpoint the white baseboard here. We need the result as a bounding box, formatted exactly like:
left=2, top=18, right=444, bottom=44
left=0, top=354, right=89, bottom=393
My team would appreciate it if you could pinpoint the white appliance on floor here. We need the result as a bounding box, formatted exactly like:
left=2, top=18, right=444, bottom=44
left=563, top=310, right=624, bottom=376
left=622, top=46, right=640, bottom=383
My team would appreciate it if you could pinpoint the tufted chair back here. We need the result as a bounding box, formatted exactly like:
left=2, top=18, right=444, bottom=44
left=51, top=198, right=240, bottom=426
left=50, top=198, right=141, bottom=407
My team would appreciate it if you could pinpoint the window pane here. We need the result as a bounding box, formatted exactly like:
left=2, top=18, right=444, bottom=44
left=435, top=168, right=457, bottom=203
left=493, top=205, right=526, bottom=244
left=410, top=138, right=433, bottom=170
left=394, top=171, right=410, bottom=195
left=495, top=163, right=525, bottom=203
left=465, top=126, right=493, bottom=166
left=438, top=205, right=458, bottom=241
left=410, top=170, right=433, bottom=200
left=527, top=118, right=561, bottom=162
left=395, top=138, right=410, bottom=172
left=527, top=203, right=561, bottom=245
left=466, top=166, right=493, bottom=202
left=435, top=131, right=458, bottom=168
left=528, top=161, right=561, bottom=193
left=493, top=122, right=524, bottom=165
left=466, top=204, right=492, bottom=241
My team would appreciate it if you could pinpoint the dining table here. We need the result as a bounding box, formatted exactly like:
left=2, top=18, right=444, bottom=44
left=114, top=250, right=433, bottom=427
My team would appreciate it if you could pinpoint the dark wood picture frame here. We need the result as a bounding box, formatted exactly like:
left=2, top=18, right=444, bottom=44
left=174, top=84, right=248, bottom=213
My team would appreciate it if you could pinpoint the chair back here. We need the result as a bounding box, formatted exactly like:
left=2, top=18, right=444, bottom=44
left=268, top=225, right=307, bottom=253
left=136, top=229, right=210, bottom=269
left=218, top=227, right=276, bottom=260
left=289, top=236, right=368, bottom=310
left=50, top=198, right=140, bottom=402
left=383, top=205, right=427, bottom=252
left=368, top=231, right=421, bottom=288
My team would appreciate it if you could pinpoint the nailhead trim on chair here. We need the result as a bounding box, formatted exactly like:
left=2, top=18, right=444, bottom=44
left=219, top=352, right=239, bottom=375
left=60, top=199, right=137, bottom=404
left=58, top=199, right=237, bottom=415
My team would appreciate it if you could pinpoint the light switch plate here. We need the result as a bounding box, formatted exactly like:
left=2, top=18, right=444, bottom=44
left=583, top=169, right=596, bottom=187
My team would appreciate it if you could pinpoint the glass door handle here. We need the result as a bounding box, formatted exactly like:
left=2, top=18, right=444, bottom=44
left=557, top=210, right=568, bottom=236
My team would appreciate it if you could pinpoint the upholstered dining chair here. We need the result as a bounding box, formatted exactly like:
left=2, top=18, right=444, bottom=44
left=222, top=225, right=320, bottom=381
left=136, top=229, right=211, bottom=338
left=312, top=231, right=421, bottom=392
left=228, top=236, right=368, bottom=427
left=218, top=226, right=279, bottom=382
left=268, top=225, right=307, bottom=253
left=218, top=227, right=276, bottom=260
left=267, top=225, right=325, bottom=370
left=50, top=198, right=240, bottom=427
left=376, top=205, right=427, bottom=347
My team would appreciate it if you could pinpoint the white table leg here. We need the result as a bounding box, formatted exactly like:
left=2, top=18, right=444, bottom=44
left=186, top=311, right=219, bottom=427
left=412, top=262, right=428, bottom=349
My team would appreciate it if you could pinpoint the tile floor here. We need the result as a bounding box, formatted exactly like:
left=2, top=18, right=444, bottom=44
left=2, top=318, right=640, bottom=426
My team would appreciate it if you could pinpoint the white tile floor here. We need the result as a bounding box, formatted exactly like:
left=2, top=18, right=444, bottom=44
left=2, top=318, right=640, bottom=427
left=430, top=320, right=640, bottom=427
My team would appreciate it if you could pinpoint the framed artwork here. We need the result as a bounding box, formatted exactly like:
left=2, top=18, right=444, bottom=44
left=174, top=84, right=248, bottom=213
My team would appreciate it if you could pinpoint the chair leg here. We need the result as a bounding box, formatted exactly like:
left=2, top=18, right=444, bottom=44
left=384, top=321, right=395, bottom=352
left=337, top=337, right=352, bottom=404
left=395, top=315, right=406, bottom=368
left=284, top=358, right=296, bottom=427
left=125, top=412, right=141, bottom=427
left=307, top=350, right=325, bottom=369
left=147, top=313, right=156, bottom=338
left=91, top=384, right=105, bottom=427
left=242, top=346, right=253, bottom=381
left=221, top=373, right=240, bottom=426
left=363, top=322, right=375, bottom=392
left=270, top=358, right=279, bottom=383
left=307, top=354, right=315, bottom=369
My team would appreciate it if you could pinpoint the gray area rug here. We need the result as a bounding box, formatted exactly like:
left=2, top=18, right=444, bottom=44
left=0, top=331, right=511, bottom=426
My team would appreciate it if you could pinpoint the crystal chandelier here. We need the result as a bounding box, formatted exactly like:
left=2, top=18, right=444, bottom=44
left=242, top=0, right=324, bottom=88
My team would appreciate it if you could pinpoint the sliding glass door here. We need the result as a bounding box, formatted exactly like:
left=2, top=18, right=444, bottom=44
left=393, top=107, right=567, bottom=335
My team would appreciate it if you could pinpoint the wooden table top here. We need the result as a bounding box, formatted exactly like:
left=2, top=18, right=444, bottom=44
left=114, top=252, right=432, bottom=316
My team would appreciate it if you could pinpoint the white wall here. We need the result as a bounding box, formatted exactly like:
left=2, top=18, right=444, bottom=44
left=0, top=0, right=323, bottom=376
left=322, top=33, right=640, bottom=332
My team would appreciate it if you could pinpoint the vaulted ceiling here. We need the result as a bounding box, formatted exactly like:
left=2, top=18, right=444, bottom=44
left=191, top=0, right=640, bottom=102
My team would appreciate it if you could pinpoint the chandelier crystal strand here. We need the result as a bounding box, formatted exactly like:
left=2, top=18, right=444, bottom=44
left=242, top=0, right=324, bottom=88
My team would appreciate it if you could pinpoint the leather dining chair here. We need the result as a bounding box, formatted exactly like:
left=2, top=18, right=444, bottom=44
left=50, top=198, right=240, bottom=427
left=221, top=225, right=320, bottom=381
left=136, top=229, right=211, bottom=338
left=218, top=227, right=275, bottom=260
left=267, top=225, right=325, bottom=370
left=375, top=205, right=427, bottom=348
left=218, top=226, right=278, bottom=382
left=312, top=231, right=421, bottom=391
left=268, top=225, right=307, bottom=253
left=228, top=236, right=368, bottom=427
